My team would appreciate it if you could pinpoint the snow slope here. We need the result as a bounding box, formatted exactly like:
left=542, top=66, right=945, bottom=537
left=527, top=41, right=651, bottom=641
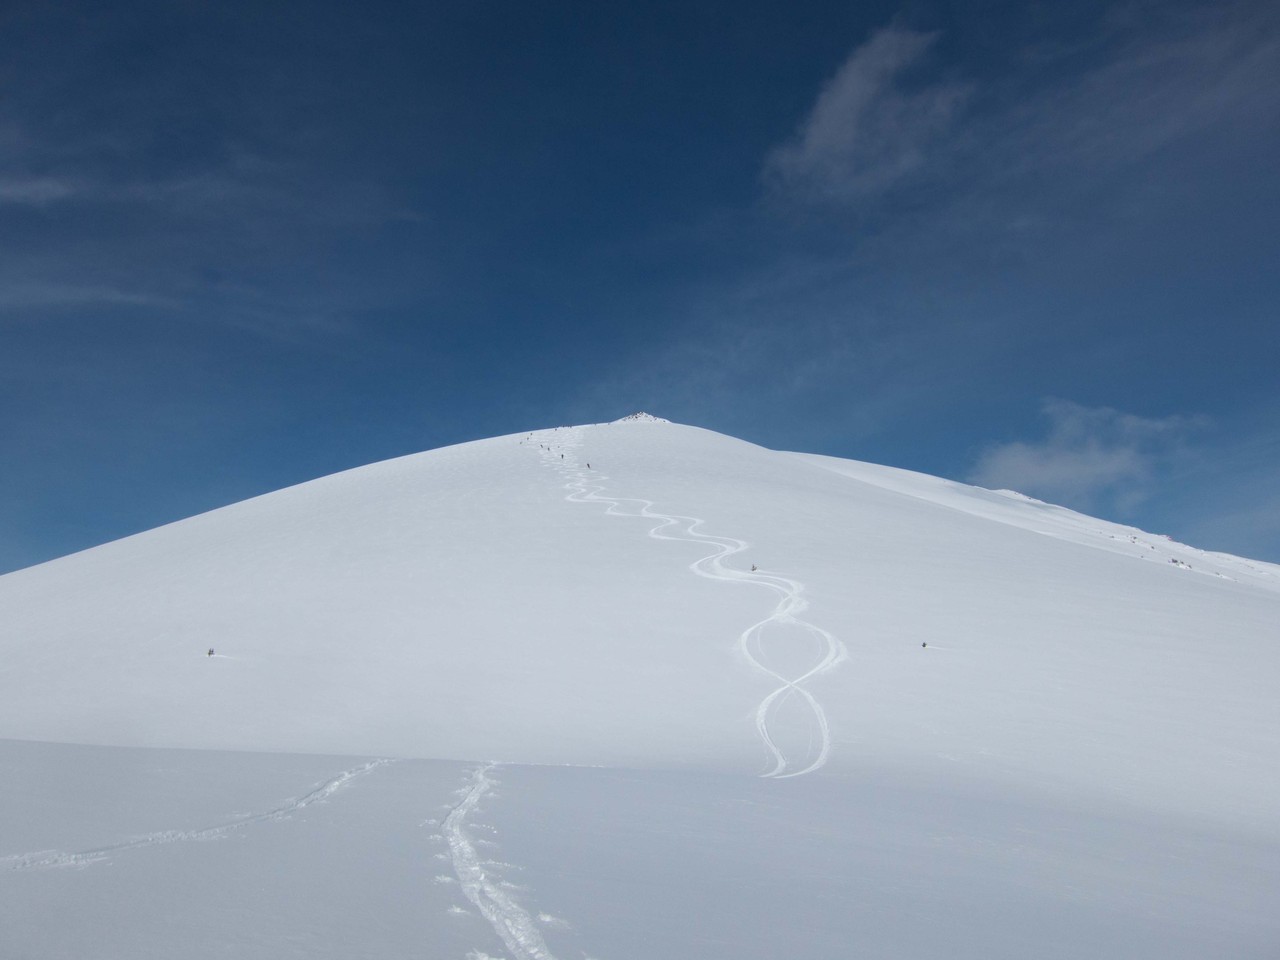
left=4, top=743, right=1277, bottom=960
left=2, top=416, right=1278, bottom=958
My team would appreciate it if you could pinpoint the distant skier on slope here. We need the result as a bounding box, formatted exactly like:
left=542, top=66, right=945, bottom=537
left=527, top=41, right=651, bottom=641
left=207, top=648, right=214, bottom=657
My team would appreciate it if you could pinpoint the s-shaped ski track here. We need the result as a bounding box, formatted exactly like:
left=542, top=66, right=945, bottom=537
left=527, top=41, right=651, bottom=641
left=532, top=426, right=847, bottom=778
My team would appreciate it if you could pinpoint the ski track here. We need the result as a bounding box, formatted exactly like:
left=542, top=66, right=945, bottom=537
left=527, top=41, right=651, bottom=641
left=443, top=763, right=560, bottom=960
left=529, top=426, right=847, bottom=779
left=2, top=759, right=392, bottom=870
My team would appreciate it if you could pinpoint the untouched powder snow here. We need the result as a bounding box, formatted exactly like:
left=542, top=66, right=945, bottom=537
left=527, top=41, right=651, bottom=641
left=2, top=417, right=1278, bottom=958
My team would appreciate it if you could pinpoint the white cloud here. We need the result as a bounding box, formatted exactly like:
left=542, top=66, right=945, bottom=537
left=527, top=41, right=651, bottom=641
left=763, top=26, right=971, bottom=202
left=969, top=399, right=1208, bottom=513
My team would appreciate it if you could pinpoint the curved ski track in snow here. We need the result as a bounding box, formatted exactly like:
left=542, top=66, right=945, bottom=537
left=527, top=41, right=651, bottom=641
left=530, top=427, right=847, bottom=778
left=443, top=763, right=560, bottom=960
left=2, top=759, right=391, bottom=870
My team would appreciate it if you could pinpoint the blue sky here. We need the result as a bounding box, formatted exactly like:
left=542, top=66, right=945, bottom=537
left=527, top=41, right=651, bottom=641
left=2, top=0, right=1278, bottom=572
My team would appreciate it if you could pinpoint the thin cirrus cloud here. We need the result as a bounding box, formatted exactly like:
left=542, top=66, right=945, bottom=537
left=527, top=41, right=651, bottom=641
left=968, top=399, right=1210, bottom=515
left=763, top=26, right=971, bottom=202
left=0, top=177, right=78, bottom=205
left=763, top=5, right=1279, bottom=219
left=0, top=281, right=168, bottom=309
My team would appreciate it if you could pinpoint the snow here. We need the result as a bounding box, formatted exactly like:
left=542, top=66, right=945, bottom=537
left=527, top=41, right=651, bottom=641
left=609, top=412, right=670, bottom=423
left=2, top=417, right=1278, bottom=957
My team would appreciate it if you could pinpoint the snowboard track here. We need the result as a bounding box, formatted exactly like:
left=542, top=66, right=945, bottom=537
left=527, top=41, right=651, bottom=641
left=534, top=426, right=847, bottom=778
left=2, top=759, right=392, bottom=870
left=443, top=763, right=560, bottom=960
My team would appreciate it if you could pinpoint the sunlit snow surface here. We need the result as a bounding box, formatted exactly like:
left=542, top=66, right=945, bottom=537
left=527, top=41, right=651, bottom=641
left=2, top=419, right=1278, bottom=958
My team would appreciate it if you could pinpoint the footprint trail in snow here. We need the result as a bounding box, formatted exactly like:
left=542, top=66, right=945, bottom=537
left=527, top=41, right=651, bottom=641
left=531, top=425, right=847, bottom=779
left=2, top=759, right=392, bottom=870
left=441, top=763, right=561, bottom=960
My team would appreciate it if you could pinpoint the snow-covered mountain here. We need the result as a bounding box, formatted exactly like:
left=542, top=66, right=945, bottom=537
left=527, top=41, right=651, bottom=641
left=3, top=417, right=1278, bottom=959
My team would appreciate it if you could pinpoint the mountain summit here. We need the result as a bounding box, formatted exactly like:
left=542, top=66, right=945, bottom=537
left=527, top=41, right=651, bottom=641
left=610, top=411, right=670, bottom=423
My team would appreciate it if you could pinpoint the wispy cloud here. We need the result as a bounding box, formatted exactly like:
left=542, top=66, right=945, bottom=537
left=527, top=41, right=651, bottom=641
left=0, top=126, right=418, bottom=342
left=563, top=257, right=967, bottom=453
left=764, top=2, right=1280, bottom=226
left=969, top=399, right=1209, bottom=514
left=0, top=146, right=407, bottom=225
left=763, top=26, right=971, bottom=202
left=0, top=281, right=168, bottom=310
left=1025, top=3, right=1280, bottom=168
left=0, top=177, right=78, bottom=205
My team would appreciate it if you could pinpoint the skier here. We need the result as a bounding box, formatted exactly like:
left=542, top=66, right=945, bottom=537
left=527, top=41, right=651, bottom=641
left=207, top=648, right=214, bottom=657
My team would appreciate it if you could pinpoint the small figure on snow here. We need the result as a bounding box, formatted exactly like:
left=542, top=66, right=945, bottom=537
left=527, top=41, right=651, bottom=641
left=921, top=642, right=927, bottom=648
left=750, top=564, right=758, bottom=572
left=207, top=648, right=215, bottom=657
